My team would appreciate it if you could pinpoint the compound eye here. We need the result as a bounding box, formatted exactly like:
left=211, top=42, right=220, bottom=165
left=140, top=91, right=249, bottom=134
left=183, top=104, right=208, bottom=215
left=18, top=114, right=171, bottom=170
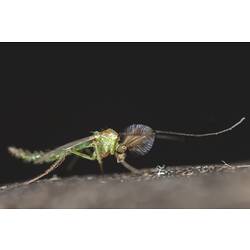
left=117, top=144, right=127, bottom=153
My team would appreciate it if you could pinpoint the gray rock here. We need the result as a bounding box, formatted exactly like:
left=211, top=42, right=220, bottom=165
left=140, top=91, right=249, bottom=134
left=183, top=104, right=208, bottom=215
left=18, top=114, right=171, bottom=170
left=1, top=163, right=250, bottom=208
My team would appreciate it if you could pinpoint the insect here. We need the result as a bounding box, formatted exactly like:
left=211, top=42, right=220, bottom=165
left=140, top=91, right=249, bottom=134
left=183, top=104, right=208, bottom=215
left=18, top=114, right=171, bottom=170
left=8, top=117, right=245, bottom=184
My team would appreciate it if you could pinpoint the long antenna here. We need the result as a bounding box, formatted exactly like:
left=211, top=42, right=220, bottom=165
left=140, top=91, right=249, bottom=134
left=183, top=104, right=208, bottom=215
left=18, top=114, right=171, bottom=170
left=155, top=117, right=246, bottom=138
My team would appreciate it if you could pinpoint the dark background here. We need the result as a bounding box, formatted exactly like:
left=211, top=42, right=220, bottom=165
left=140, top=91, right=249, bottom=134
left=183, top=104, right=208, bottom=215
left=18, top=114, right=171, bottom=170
left=0, top=43, right=249, bottom=185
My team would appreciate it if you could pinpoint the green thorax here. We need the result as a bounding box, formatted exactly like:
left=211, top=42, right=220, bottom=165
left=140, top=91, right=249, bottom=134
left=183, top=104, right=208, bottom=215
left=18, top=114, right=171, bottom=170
left=93, top=128, right=120, bottom=158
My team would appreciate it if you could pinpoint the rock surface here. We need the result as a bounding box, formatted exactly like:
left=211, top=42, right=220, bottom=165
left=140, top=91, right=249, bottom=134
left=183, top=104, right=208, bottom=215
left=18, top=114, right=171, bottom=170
left=1, top=163, right=250, bottom=208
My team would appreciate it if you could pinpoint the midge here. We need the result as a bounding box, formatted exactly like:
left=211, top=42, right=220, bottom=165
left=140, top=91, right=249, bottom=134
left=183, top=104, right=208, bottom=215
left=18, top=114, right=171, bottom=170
left=9, top=117, right=245, bottom=184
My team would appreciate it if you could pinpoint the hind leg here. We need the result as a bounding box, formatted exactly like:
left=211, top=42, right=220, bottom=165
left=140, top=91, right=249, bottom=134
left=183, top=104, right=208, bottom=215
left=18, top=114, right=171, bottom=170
left=24, top=155, right=66, bottom=184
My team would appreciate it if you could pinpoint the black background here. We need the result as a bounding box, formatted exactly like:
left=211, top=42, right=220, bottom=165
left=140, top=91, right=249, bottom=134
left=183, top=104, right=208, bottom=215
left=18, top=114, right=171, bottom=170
left=0, top=43, right=249, bottom=184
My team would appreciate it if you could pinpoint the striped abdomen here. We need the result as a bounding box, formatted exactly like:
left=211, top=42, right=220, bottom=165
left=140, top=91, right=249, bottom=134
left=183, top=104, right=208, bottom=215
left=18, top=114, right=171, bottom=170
left=8, top=147, right=59, bottom=164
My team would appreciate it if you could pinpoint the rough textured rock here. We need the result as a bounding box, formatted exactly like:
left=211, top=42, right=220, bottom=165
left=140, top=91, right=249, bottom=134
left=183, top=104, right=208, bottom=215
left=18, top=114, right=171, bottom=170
left=1, top=163, right=250, bottom=208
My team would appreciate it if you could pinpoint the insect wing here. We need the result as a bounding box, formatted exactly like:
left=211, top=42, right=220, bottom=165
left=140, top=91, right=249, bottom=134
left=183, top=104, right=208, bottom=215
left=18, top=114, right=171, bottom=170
left=35, top=135, right=96, bottom=163
left=49, top=135, right=95, bottom=151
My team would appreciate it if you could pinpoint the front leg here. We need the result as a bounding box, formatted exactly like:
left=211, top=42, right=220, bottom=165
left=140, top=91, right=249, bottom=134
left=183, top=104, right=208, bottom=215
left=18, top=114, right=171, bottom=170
left=120, top=160, right=140, bottom=174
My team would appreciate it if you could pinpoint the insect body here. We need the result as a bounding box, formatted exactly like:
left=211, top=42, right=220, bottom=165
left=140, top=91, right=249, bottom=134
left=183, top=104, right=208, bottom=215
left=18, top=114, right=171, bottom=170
left=8, top=118, right=245, bottom=184
left=9, top=129, right=122, bottom=183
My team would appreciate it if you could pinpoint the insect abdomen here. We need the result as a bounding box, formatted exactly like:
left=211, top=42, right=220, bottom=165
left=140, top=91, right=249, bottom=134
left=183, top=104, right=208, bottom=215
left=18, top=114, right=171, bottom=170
left=8, top=147, right=53, bottom=164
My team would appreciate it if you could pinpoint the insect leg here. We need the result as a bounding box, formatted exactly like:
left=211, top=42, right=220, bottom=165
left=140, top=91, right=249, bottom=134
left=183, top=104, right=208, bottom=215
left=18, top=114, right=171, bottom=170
left=92, top=142, right=104, bottom=173
left=24, top=155, right=66, bottom=185
left=70, top=149, right=96, bottom=161
left=70, top=147, right=103, bottom=173
left=120, top=160, right=140, bottom=174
